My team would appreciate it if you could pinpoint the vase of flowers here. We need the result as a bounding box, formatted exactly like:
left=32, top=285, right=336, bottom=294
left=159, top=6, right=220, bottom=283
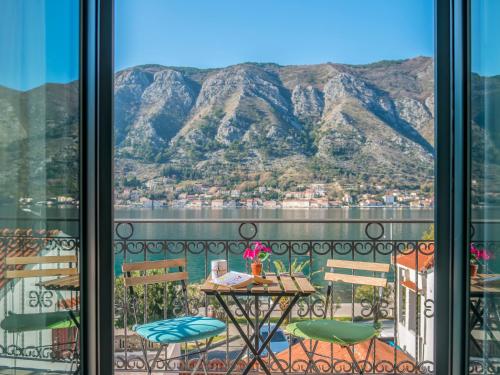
left=243, top=241, right=271, bottom=276
left=470, top=244, right=491, bottom=277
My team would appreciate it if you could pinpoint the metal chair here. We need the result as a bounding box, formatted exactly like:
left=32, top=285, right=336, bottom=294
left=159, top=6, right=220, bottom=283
left=285, top=259, right=389, bottom=374
left=1, top=255, right=80, bottom=373
left=122, top=258, right=226, bottom=375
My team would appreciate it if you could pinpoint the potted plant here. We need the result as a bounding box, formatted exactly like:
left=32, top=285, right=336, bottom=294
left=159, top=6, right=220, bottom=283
left=470, top=244, right=491, bottom=277
left=243, top=241, right=271, bottom=276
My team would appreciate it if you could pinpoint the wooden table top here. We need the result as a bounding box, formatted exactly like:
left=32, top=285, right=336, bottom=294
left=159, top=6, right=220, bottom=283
left=200, top=272, right=316, bottom=296
left=471, top=274, right=500, bottom=296
left=37, top=275, right=80, bottom=291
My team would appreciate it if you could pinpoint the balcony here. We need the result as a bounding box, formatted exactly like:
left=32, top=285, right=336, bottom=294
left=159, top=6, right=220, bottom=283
left=2, top=219, right=498, bottom=374
left=111, top=218, right=436, bottom=374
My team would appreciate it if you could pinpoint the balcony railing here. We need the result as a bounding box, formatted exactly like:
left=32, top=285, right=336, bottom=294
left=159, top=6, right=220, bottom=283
left=1, top=218, right=498, bottom=374
left=112, top=218, right=436, bottom=374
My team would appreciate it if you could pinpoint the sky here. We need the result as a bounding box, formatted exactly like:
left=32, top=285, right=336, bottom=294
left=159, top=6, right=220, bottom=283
left=0, top=0, right=79, bottom=91
left=115, top=0, right=435, bottom=71
left=1, top=0, right=499, bottom=91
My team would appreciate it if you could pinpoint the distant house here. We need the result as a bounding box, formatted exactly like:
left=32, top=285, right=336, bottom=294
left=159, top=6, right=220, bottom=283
left=342, top=193, right=353, bottom=204
left=383, top=193, right=395, bottom=205
left=139, top=197, right=153, bottom=208
left=56, top=196, right=74, bottom=203
left=187, top=199, right=203, bottom=208
left=409, top=200, right=424, bottom=208
left=310, top=198, right=329, bottom=208
left=211, top=199, right=224, bottom=208
left=282, top=199, right=310, bottom=208
left=263, top=200, right=278, bottom=209
left=395, top=249, right=435, bottom=364
left=359, top=199, right=384, bottom=207
left=245, top=198, right=258, bottom=208
left=328, top=200, right=343, bottom=207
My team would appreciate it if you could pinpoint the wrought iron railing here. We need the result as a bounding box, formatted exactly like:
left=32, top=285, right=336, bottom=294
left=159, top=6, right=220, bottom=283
left=113, top=219, right=437, bottom=374
left=0, top=226, right=79, bottom=372
left=1, top=218, right=498, bottom=373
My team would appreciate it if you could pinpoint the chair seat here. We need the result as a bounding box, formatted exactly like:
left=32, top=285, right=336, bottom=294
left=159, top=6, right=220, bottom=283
left=133, top=316, right=226, bottom=344
left=1, top=311, right=79, bottom=333
left=285, top=319, right=378, bottom=346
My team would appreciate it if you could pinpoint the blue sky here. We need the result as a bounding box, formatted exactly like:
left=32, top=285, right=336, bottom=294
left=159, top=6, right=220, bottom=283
left=116, top=0, right=435, bottom=71
left=1, top=0, right=499, bottom=91
left=0, top=0, right=79, bottom=90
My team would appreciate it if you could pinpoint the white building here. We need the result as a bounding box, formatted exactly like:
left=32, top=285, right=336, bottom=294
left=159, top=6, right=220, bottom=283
left=282, top=199, right=310, bottom=208
left=395, top=251, right=435, bottom=364
left=211, top=199, right=224, bottom=208
left=383, top=194, right=395, bottom=205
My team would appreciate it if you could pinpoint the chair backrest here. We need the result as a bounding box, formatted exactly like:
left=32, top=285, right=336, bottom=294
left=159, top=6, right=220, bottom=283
left=6, top=255, right=78, bottom=279
left=323, top=259, right=390, bottom=320
left=324, top=259, right=389, bottom=287
left=122, top=258, right=188, bottom=287
left=122, top=258, right=189, bottom=324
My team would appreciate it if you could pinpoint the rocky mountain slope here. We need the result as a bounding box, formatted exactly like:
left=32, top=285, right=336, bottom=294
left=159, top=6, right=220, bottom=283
left=114, top=57, right=436, bottom=189
left=3, top=56, right=499, bottom=199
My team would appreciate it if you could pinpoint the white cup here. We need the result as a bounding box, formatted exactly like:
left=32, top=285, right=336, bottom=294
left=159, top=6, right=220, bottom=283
left=211, top=260, right=228, bottom=279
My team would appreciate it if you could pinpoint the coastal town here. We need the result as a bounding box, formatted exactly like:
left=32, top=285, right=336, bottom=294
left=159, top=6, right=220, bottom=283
left=112, top=177, right=434, bottom=209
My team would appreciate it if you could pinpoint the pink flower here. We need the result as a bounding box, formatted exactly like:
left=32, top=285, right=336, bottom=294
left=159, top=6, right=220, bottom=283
left=243, top=248, right=256, bottom=260
left=479, top=250, right=492, bottom=261
left=470, top=244, right=493, bottom=264
left=470, top=245, right=479, bottom=256
left=243, top=241, right=272, bottom=263
left=253, top=241, right=271, bottom=253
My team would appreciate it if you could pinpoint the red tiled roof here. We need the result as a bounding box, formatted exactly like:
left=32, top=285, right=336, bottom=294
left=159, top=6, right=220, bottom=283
left=276, top=338, right=415, bottom=373
left=400, top=280, right=421, bottom=293
left=0, top=228, right=60, bottom=290
left=395, top=243, right=435, bottom=272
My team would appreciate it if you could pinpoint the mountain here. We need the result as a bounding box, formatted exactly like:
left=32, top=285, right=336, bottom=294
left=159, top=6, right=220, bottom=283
left=114, top=57, right=436, bottom=190
left=2, top=56, right=499, bottom=200
left=0, top=82, right=79, bottom=201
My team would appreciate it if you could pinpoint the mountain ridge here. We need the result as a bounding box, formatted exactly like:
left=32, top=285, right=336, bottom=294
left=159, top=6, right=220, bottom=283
left=113, top=57, right=435, bottom=192
left=3, top=56, right=498, bottom=200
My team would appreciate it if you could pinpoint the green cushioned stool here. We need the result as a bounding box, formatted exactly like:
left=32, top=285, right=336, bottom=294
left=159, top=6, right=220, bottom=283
left=285, top=259, right=389, bottom=374
left=286, top=319, right=379, bottom=346
left=123, top=259, right=226, bottom=375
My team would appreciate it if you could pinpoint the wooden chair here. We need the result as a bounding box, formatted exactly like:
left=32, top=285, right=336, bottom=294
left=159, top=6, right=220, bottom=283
left=5, top=254, right=78, bottom=279
left=285, top=259, right=390, bottom=374
left=122, top=258, right=226, bottom=375
left=1, top=254, right=80, bottom=373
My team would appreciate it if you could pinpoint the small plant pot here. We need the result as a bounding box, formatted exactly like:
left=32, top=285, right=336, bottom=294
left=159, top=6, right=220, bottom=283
left=470, top=263, right=479, bottom=277
left=251, top=262, right=263, bottom=276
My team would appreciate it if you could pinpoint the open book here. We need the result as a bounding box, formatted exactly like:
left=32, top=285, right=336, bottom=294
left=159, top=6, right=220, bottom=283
left=210, top=271, right=274, bottom=289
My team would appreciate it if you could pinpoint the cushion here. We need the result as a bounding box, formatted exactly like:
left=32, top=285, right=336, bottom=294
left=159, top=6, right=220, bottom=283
left=1, top=311, right=79, bottom=333
left=133, top=316, right=226, bottom=344
left=285, top=319, right=378, bottom=346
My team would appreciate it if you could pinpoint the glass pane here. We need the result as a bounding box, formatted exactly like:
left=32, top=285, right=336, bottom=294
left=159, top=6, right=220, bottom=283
left=469, top=0, right=500, bottom=373
left=115, top=1, right=435, bottom=373
left=0, top=0, right=80, bottom=373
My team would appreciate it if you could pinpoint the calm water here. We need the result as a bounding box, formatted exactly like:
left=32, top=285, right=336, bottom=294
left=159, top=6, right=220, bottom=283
left=114, top=207, right=434, bottom=281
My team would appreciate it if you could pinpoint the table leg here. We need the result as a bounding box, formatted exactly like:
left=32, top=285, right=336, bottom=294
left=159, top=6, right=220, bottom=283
left=244, top=294, right=301, bottom=373
left=226, top=295, right=284, bottom=374
left=255, top=296, right=259, bottom=360
left=214, top=294, right=271, bottom=375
